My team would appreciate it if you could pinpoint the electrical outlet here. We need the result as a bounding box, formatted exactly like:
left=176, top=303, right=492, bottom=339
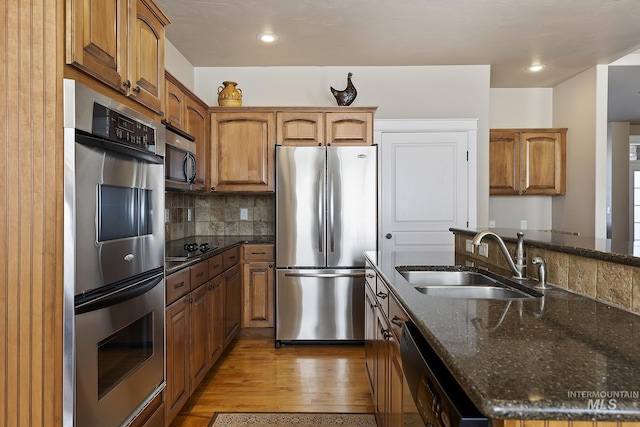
left=521, top=220, right=528, bottom=230
left=465, top=239, right=474, bottom=253
left=488, top=220, right=496, bottom=228
left=187, top=208, right=192, bottom=222
left=478, top=242, right=489, bottom=257
left=240, top=208, right=248, bottom=220
left=164, top=209, right=169, bottom=223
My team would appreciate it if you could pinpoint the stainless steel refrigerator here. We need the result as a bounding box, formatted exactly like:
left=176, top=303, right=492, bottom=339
left=275, top=145, right=377, bottom=345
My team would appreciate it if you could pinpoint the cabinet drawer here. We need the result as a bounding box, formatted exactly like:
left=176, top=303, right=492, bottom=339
left=190, top=261, right=209, bottom=289
left=208, top=254, right=224, bottom=278
left=365, top=263, right=376, bottom=290
left=375, top=280, right=390, bottom=318
left=223, top=247, right=240, bottom=269
left=388, top=295, right=409, bottom=341
left=243, top=244, right=274, bottom=262
left=166, top=268, right=191, bottom=305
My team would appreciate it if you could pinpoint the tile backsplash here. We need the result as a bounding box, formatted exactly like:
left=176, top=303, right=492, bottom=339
left=165, top=193, right=275, bottom=241
left=454, top=234, right=639, bottom=314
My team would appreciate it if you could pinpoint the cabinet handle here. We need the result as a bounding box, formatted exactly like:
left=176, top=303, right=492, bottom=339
left=376, top=292, right=388, bottom=299
left=229, top=256, right=237, bottom=260
left=252, top=252, right=266, bottom=255
left=211, top=186, right=216, bottom=191
left=366, top=273, right=375, bottom=278
left=370, top=303, right=377, bottom=309
left=269, top=264, right=273, bottom=268
left=133, top=85, right=141, bottom=93
left=196, top=272, right=204, bottom=278
left=380, top=327, right=392, bottom=339
left=212, top=264, right=221, bottom=269
left=175, top=281, right=186, bottom=288
left=122, top=80, right=131, bottom=88
left=391, top=316, right=405, bottom=327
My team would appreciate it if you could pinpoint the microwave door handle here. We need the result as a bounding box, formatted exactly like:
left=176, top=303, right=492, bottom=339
left=186, top=152, right=196, bottom=184
left=182, top=152, right=189, bottom=182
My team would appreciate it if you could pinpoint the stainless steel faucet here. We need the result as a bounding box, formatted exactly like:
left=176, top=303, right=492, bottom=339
left=471, top=230, right=526, bottom=279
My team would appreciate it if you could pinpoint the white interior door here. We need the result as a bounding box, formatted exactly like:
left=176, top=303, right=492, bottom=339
left=377, top=120, right=477, bottom=252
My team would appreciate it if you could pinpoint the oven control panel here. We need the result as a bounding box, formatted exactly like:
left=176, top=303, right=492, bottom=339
left=91, top=103, right=156, bottom=152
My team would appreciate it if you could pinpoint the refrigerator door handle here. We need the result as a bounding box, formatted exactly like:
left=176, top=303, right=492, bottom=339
left=329, top=170, right=335, bottom=252
left=318, top=168, right=324, bottom=253
left=284, top=272, right=365, bottom=278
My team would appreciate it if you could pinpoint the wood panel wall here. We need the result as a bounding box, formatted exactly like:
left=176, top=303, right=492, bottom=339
left=1, top=0, right=63, bottom=426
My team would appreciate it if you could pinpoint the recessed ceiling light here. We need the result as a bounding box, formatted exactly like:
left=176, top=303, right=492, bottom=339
left=526, top=64, right=545, bottom=72
left=257, top=33, right=278, bottom=43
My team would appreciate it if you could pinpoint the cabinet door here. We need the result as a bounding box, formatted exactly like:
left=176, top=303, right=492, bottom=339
left=185, top=96, right=209, bottom=191
left=66, top=0, right=128, bottom=92
left=189, top=284, right=209, bottom=393
left=242, top=261, right=274, bottom=327
left=388, top=338, right=404, bottom=427
left=489, top=131, right=519, bottom=195
left=326, top=112, right=373, bottom=146
left=165, top=76, right=185, bottom=129
left=128, top=0, right=166, bottom=114
left=210, top=112, right=276, bottom=192
left=277, top=111, right=324, bottom=146
left=520, top=131, right=566, bottom=195
left=223, top=264, right=242, bottom=347
left=206, top=275, right=224, bottom=367
left=375, top=309, right=389, bottom=426
left=364, top=284, right=377, bottom=397
left=165, top=296, right=190, bottom=425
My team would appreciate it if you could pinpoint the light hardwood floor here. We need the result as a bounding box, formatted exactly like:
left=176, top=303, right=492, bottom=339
left=170, top=328, right=375, bottom=426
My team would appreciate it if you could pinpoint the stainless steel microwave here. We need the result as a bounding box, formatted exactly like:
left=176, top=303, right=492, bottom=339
left=165, top=125, right=198, bottom=191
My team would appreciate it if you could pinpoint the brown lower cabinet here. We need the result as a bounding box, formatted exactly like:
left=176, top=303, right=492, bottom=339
left=165, top=248, right=241, bottom=426
left=365, top=260, right=409, bottom=427
left=242, top=244, right=275, bottom=328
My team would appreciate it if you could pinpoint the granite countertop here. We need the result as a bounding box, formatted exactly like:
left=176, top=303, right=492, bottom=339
left=165, top=235, right=275, bottom=274
left=366, top=250, right=640, bottom=421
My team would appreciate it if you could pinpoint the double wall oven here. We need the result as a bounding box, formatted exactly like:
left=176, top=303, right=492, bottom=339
left=63, top=80, right=166, bottom=427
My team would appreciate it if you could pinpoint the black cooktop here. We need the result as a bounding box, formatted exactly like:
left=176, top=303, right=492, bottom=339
left=165, top=237, right=219, bottom=261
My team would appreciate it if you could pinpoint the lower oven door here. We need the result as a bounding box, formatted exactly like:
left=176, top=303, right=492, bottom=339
left=75, top=270, right=165, bottom=427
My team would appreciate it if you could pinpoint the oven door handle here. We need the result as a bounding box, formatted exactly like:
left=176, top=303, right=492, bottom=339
left=75, top=271, right=163, bottom=315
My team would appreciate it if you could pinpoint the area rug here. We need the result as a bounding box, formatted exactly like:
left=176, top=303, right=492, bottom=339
left=209, top=412, right=377, bottom=427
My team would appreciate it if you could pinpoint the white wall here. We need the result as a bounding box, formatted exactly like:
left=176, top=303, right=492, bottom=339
left=552, top=67, right=600, bottom=237
left=488, top=88, right=554, bottom=230
left=609, top=122, right=631, bottom=241
left=165, top=39, right=195, bottom=91
left=195, top=65, right=492, bottom=225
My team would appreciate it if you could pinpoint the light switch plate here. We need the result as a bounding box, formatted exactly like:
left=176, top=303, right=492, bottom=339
left=465, top=239, right=474, bottom=253
left=187, top=208, right=192, bottom=222
left=488, top=220, right=496, bottom=228
left=240, top=208, right=248, bottom=220
left=478, top=243, right=489, bottom=257
left=165, top=209, right=169, bottom=223
left=521, top=220, right=528, bottom=230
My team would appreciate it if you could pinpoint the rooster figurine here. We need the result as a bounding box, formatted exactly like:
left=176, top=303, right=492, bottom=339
left=330, top=72, right=357, bottom=106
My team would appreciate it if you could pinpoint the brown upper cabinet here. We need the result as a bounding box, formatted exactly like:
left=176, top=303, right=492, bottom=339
left=490, top=128, right=567, bottom=196
left=277, top=108, right=376, bottom=146
left=66, top=0, right=170, bottom=115
left=165, top=72, right=209, bottom=191
left=209, top=109, right=276, bottom=192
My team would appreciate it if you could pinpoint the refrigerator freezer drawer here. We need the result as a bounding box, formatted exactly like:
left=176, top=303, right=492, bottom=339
left=276, top=269, right=365, bottom=342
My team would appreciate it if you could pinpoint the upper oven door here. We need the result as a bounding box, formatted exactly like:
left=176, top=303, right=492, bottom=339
left=74, top=134, right=165, bottom=295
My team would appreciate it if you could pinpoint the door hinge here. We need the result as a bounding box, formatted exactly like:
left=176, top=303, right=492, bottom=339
left=466, top=151, right=469, bottom=161
left=467, top=221, right=469, bottom=227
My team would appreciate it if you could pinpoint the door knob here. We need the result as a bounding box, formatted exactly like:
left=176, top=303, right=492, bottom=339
left=385, top=233, right=392, bottom=239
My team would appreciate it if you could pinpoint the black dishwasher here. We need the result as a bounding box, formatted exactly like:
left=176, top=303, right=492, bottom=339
left=400, top=322, right=489, bottom=427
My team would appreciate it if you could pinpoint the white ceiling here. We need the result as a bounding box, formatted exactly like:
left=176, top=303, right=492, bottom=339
left=157, top=0, right=640, bottom=121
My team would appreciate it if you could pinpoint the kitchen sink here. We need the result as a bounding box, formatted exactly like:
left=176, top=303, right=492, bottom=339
left=413, top=285, right=533, bottom=299
left=396, top=267, right=543, bottom=300
left=398, top=270, right=499, bottom=286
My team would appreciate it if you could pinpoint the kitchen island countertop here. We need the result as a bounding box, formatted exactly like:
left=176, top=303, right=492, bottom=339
left=366, top=250, right=640, bottom=421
